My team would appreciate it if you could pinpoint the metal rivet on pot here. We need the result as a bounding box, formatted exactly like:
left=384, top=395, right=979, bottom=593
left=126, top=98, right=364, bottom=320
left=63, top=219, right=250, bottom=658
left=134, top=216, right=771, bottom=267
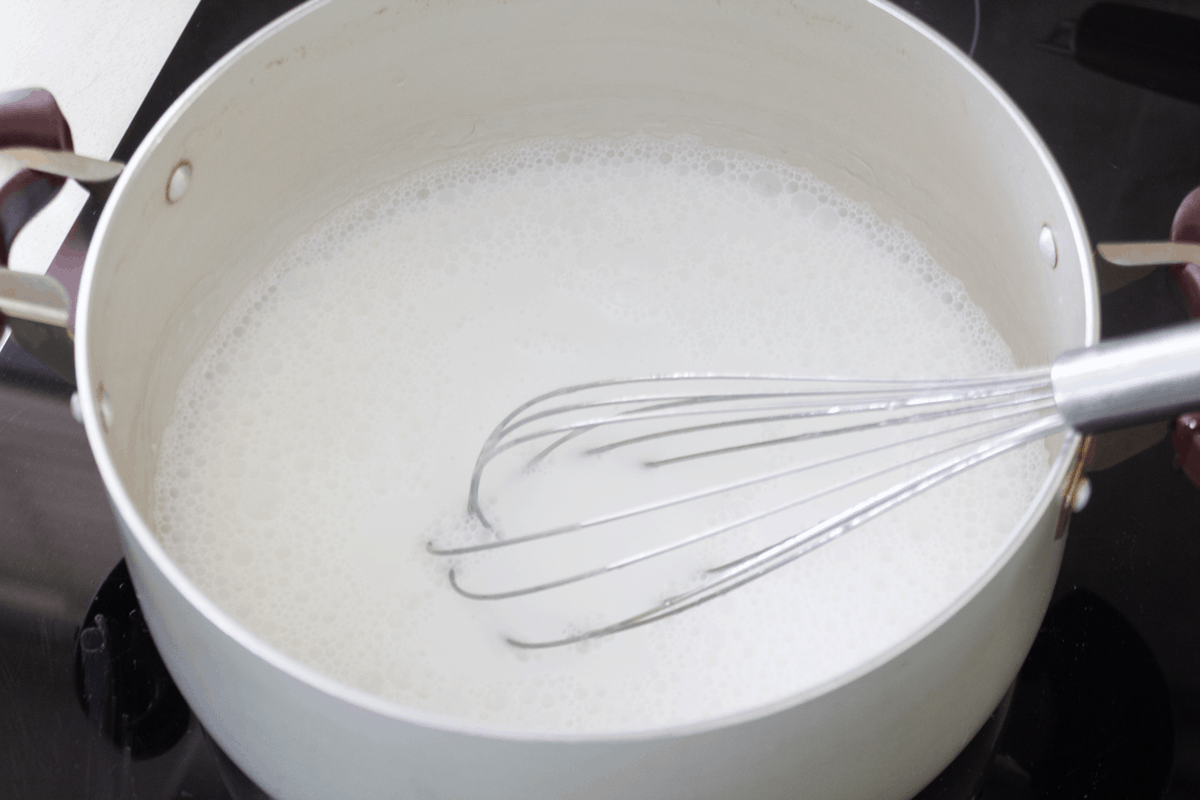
left=70, top=391, right=83, bottom=424
left=166, top=160, right=192, bottom=204
left=97, top=383, right=113, bottom=433
left=1038, top=224, right=1057, bottom=269
left=1070, top=476, right=1092, bottom=513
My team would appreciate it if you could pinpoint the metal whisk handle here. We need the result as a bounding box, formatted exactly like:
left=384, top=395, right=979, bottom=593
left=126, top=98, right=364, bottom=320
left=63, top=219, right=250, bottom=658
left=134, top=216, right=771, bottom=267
left=1053, top=320, right=1200, bottom=432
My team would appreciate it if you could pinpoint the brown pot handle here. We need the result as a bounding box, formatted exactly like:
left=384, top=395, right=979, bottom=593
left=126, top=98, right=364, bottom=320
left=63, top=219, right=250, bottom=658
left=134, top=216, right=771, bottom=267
left=0, top=88, right=122, bottom=384
left=1169, top=187, right=1200, bottom=487
left=0, top=88, right=74, bottom=267
left=1169, top=187, right=1200, bottom=317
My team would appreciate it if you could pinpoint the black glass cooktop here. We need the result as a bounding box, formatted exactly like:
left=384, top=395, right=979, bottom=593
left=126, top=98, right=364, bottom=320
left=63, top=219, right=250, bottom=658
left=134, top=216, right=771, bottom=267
left=2, top=1, right=1199, bottom=798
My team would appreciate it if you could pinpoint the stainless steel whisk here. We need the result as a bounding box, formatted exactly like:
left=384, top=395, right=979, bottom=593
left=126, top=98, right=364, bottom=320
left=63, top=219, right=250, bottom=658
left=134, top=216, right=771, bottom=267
left=428, top=310, right=1200, bottom=650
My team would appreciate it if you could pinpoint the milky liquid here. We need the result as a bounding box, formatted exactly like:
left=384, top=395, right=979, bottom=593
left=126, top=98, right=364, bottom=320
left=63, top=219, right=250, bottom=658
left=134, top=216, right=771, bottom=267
left=153, top=135, right=1048, bottom=734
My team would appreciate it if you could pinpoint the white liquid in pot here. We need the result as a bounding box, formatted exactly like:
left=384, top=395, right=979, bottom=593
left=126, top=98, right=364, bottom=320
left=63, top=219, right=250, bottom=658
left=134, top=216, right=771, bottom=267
left=153, top=135, right=1047, bottom=734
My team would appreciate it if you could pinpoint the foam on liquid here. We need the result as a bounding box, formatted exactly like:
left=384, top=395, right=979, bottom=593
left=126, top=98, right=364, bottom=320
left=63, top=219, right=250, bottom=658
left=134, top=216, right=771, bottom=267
left=153, top=135, right=1047, bottom=734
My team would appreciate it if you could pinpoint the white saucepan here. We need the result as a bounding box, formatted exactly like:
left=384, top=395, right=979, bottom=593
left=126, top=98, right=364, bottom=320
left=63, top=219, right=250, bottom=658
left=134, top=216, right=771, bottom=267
left=2, top=1, right=1111, bottom=798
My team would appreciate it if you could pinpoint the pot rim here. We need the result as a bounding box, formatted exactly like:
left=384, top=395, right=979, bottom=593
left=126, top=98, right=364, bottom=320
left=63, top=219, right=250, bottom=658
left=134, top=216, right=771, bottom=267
left=75, top=0, right=1098, bottom=745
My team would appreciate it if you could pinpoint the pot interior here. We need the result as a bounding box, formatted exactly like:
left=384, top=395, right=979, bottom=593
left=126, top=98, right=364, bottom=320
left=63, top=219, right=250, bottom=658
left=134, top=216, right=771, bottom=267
left=81, top=0, right=1094, bottom=715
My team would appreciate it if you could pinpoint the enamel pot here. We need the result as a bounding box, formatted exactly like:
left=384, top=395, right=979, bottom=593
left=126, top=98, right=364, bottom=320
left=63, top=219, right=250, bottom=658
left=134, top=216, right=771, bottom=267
left=0, top=1, right=1128, bottom=798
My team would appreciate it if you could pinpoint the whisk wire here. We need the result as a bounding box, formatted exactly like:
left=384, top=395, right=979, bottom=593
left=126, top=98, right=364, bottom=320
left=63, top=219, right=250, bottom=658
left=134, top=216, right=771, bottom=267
left=466, top=371, right=1054, bottom=525
left=434, top=394, right=1054, bottom=558
left=641, top=391, right=1055, bottom=467
left=586, top=379, right=1055, bottom=459
left=444, top=402, right=1056, bottom=600
left=503, top=413, right=1068, bottom=649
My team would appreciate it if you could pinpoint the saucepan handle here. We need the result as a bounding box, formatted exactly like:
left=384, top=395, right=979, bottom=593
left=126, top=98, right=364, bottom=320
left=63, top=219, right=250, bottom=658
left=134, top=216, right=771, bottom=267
left=0, top=88, right=124, bottom=384
left=1086, top=188, right=1200, bottom=487
left=1168, top=189, right=1200, bottom=487
left=0, top=88, right=74, bottom=264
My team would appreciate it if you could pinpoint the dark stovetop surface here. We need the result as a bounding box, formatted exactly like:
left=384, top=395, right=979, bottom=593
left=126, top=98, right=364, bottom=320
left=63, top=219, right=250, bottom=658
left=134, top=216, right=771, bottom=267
left=2, top=2, right=1199, bottom=798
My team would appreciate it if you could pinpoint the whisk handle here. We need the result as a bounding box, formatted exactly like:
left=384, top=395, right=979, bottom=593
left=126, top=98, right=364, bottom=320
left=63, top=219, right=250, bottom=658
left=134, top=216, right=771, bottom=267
left=1052, top=320, right=1200, bottom=433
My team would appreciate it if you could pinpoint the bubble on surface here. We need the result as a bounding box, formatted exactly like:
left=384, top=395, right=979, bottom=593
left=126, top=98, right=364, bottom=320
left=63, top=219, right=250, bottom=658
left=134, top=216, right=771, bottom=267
left=152, top=134, right=1047, bottom=735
